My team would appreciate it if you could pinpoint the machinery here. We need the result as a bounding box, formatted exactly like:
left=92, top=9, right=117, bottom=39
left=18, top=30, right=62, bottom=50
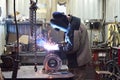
left=43, top=51, right=62, bottom=73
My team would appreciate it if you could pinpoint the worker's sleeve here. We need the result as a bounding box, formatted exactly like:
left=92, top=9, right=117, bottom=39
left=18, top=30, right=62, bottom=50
left=77, top=23, right=90, bottom=54
left=64, top=24, right=81, bottom=54
left=65, top=23, right=92, bottom=67
left=65, top=23, right=91, bottom=54
left=77, top=24, right=92, bottom=66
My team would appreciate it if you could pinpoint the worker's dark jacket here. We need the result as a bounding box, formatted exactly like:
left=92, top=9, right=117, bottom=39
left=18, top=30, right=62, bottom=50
left=68, top=23, right=92, bottom=67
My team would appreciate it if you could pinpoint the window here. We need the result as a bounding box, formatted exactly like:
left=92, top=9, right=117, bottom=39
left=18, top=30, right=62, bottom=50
left=57, top=4, right=66, bottom=14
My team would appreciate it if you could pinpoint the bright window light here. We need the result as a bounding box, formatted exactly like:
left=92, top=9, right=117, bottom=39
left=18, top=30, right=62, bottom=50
left=57, top=4, right=66, bottom=14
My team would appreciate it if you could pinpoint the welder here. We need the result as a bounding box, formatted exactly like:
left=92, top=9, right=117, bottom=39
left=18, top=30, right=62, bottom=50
left=50, top=12, right=92, bottom=80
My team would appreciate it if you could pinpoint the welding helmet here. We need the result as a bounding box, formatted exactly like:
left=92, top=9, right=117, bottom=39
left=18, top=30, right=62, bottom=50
left=50, top=12, right=69, bottom=32
left=50, top=12, right=81, bottom=32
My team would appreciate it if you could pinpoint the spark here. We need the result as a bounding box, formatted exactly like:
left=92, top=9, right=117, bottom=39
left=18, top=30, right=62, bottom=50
left=37, top=38, right=59, bottom=51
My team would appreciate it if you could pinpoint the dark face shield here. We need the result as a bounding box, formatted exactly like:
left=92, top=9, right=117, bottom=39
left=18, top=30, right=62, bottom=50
left=50, top=12, right=69, bottom=32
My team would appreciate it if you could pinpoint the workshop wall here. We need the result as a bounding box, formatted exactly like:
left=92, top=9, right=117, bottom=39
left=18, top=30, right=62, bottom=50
left=7, top=0, right=54, bottom=21
left=0, top=0, right=6, bottom=55
left=0, top=0, right=6, bottom=18
left=106, top=0, right=120, bottom=22
left=7, top=0, right=103, bottom=22
left=0, top=24, right=5, bottom=55
left=7, top=0, right=30, bottom=18
left=68, top=0, right=102, bottom=21
left=6, top=0, right=120, bottom=22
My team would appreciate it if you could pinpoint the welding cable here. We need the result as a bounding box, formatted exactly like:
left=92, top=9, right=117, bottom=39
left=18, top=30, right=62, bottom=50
left=12, top=0, right=20, bottom=80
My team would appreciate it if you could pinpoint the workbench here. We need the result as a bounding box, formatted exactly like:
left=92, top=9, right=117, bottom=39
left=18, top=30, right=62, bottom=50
left=2, top=65, right=74, bottom=80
